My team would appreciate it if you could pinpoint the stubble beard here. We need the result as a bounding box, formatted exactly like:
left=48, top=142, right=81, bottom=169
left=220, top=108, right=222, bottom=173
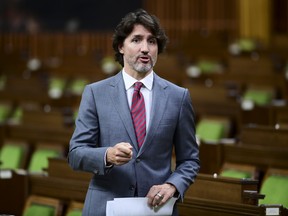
left=134, top=62, right=153, bottom=73
left=128, top=56, right=157, bottom=74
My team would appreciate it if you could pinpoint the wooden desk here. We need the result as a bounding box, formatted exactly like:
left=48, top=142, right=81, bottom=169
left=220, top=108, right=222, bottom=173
left=240, top=125, right=288, bottom=148
left=0, top=170, right=28, bottom=216
left=185, top=173, right=261, bottom=205
left=7, top=124, right=73, bottom=145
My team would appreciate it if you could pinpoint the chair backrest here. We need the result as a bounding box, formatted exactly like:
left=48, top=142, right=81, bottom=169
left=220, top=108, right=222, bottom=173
left=0, top=103, right=12, bottom=123
left=196, top=116, right=231, bottom=143
left=0, top=140, right=27, bottom=170
left=22, top=195, right=62, bottom=216
left=259, top=168, right=288, bottom=208
left=65, top=201, right=83, bottom=216
left=28, top=144, right=63, bottom=173
left=242, top=86, right=275, bottom=106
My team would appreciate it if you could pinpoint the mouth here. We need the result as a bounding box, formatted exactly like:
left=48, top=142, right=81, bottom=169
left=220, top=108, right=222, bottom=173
left=138, top=55, right=150, bottom=64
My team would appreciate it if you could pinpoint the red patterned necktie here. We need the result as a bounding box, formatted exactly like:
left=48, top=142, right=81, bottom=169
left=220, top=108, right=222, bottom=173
left=131, top=82, right=146, bottom=148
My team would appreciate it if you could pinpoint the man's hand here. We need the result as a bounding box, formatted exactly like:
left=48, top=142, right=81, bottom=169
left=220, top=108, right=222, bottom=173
left=106, top=142, right=133, bottom=166
left=146, top=183, right=177, bottom=208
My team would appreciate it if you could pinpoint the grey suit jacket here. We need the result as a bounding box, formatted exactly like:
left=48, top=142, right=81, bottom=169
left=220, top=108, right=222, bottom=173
left=68, top=71, right=200, bottom=216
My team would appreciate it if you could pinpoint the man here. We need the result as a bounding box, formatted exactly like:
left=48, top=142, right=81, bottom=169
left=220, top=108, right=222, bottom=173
left=68, top=9, right=200, bottom=216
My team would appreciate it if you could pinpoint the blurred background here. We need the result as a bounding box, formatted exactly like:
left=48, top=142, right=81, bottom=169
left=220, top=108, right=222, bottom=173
left=1, top=0, right=288, bottom=215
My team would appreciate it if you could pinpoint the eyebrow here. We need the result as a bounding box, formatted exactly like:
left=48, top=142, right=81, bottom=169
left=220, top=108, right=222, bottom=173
left=132, top=34, right=156, bottom=40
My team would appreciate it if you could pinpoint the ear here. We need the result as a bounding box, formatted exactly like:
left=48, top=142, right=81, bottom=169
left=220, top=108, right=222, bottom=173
left=118, top=45, right=124, bottom=54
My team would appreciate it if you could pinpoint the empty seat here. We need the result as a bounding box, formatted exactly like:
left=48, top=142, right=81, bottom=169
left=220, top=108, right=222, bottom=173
left=0, top=141, right=27, bottom=170
left=8, top=106, right=23, bottom=125
left=259, top=168, right=288, bottom=208
left=0, top=103, right=11, bottom=123
left=22, top=195, right=62, bottom=216
left=48, top=77, right=67, bottom=99
left=196, top=117, right=230, bottom=143
left=28, top=144, right=63, bottom=173
left=67, top=78, right=89, bottom=96
left=219, top=162, right=257, bottom=179
left=242, top=86, right=275, bottom=108
left=243, top=89, right=273, bottom=106
left=65, top=201, right=83, bottom=216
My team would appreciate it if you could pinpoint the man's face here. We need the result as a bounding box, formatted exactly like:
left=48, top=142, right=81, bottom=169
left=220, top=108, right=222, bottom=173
left=119, top=24, right=158, bottom=77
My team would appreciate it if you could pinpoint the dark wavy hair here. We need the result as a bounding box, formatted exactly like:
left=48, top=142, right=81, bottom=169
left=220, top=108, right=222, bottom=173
left=112, top=9, right=168, bottom=67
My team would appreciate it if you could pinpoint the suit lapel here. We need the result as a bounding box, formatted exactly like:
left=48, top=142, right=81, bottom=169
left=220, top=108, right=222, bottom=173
left=109, top=72, right=139, bottom=151
left=138, top=75, right=168, bottom=156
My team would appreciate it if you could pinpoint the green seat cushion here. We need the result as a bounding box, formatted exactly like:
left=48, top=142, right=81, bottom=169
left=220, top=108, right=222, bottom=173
left=28, top=149, right=60, bottom=172
left=67, top=209, right=82, bottom=216
left=197, top=60, right=218, bottom=73
left=220, top=169, right=252, bottom=179
left=259, top=175, right=288, bottom=208
left=69, top=79, right=88, bottom=95
left=0, top=104, right=10, bottom=123
left=243, top=90, right=273, bottom=106
left=49, top=78, right=66, bottom=90
left=0, top=144, right=24, bottom=169
left=196, top=119, right=225, bottom=142
left=238, top=38, right=256, bottom=52
left=23, top=204, right=55, bottom=216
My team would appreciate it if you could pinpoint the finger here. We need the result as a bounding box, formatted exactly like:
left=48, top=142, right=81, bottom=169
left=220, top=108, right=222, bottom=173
left=116, top=150, right=133, bottom=159
left=152, top=192, right=164, bottom=207
left=122, top=142, right=133, bottom=148
left=114, top=157, right=131, bottom=165
left=118, top=143, right=133, bottom=155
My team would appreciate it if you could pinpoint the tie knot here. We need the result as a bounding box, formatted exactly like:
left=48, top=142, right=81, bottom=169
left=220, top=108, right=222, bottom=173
left=134, top=82, right=143, bottom=92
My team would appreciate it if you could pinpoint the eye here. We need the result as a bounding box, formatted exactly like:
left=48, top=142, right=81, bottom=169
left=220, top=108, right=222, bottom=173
left=132, top=38, right=140, bottom=43
left=149, top=38, right=157, bottom=45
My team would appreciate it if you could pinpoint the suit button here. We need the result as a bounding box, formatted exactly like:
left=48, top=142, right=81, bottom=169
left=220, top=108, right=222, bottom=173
left=129, top=185, right=135, bottom=190
left=136, top=158, right=141, bottom=163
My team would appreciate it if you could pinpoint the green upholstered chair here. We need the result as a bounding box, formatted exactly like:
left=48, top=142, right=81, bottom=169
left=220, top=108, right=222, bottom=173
left=0, top=142, right=26, bottom=170
left=65, top=201, right=83, bottom=216
left=8, top=106, right=23, bottom=124
left=23, top=195, right=61, bottom=216
left=219, top=162, right=256, bottom=179
left=23, top=204, right=55, bottom=216
left=196, top=118, right=229, bottom=143
left=197, top=60, right=221, bottom=74
left=0, top=74, right=7, bottom=90
left=238, top=38, right=256, bottom=52
left=259, top=171, right=288, bottom=208
left=220, top=169, right=252, bottom=179
left=0, top=104, right=10, bottom=123
left=66, top=209, right=82, bottom=216
left=69, top=78, right=88, bottom=95
left=48, top=77, right=66, bottom=99
left=28, top=148, right=61, bottom=173
left=243, top=89, right=273, bottom=106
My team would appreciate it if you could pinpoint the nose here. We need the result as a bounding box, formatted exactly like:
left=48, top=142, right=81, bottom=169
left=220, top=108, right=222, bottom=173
left=141, top=41, right=149, bottom=54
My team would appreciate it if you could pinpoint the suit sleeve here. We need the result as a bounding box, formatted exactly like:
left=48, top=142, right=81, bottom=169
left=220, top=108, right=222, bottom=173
left=68, top=85, right=111, bottom=175
left=165, top=88, right=200, bottom=200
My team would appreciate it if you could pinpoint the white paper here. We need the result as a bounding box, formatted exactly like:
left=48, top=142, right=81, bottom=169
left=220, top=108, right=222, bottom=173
left=106, top=197, right=177, bottom=216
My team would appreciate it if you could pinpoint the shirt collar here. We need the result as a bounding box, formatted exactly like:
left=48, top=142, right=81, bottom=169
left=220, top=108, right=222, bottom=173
left=122, top=69, right=153, bottom=91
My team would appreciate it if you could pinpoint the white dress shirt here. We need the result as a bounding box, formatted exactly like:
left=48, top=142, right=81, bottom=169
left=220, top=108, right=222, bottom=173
left=122, top=70, right=153, bottom=132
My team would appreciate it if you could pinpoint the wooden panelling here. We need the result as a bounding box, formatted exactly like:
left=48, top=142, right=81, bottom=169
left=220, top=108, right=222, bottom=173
left=240, top=125, right=288, bottom=148
left=7, top=124, right=73, bottom=145
left=222, top=144, right=288, bottom=171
